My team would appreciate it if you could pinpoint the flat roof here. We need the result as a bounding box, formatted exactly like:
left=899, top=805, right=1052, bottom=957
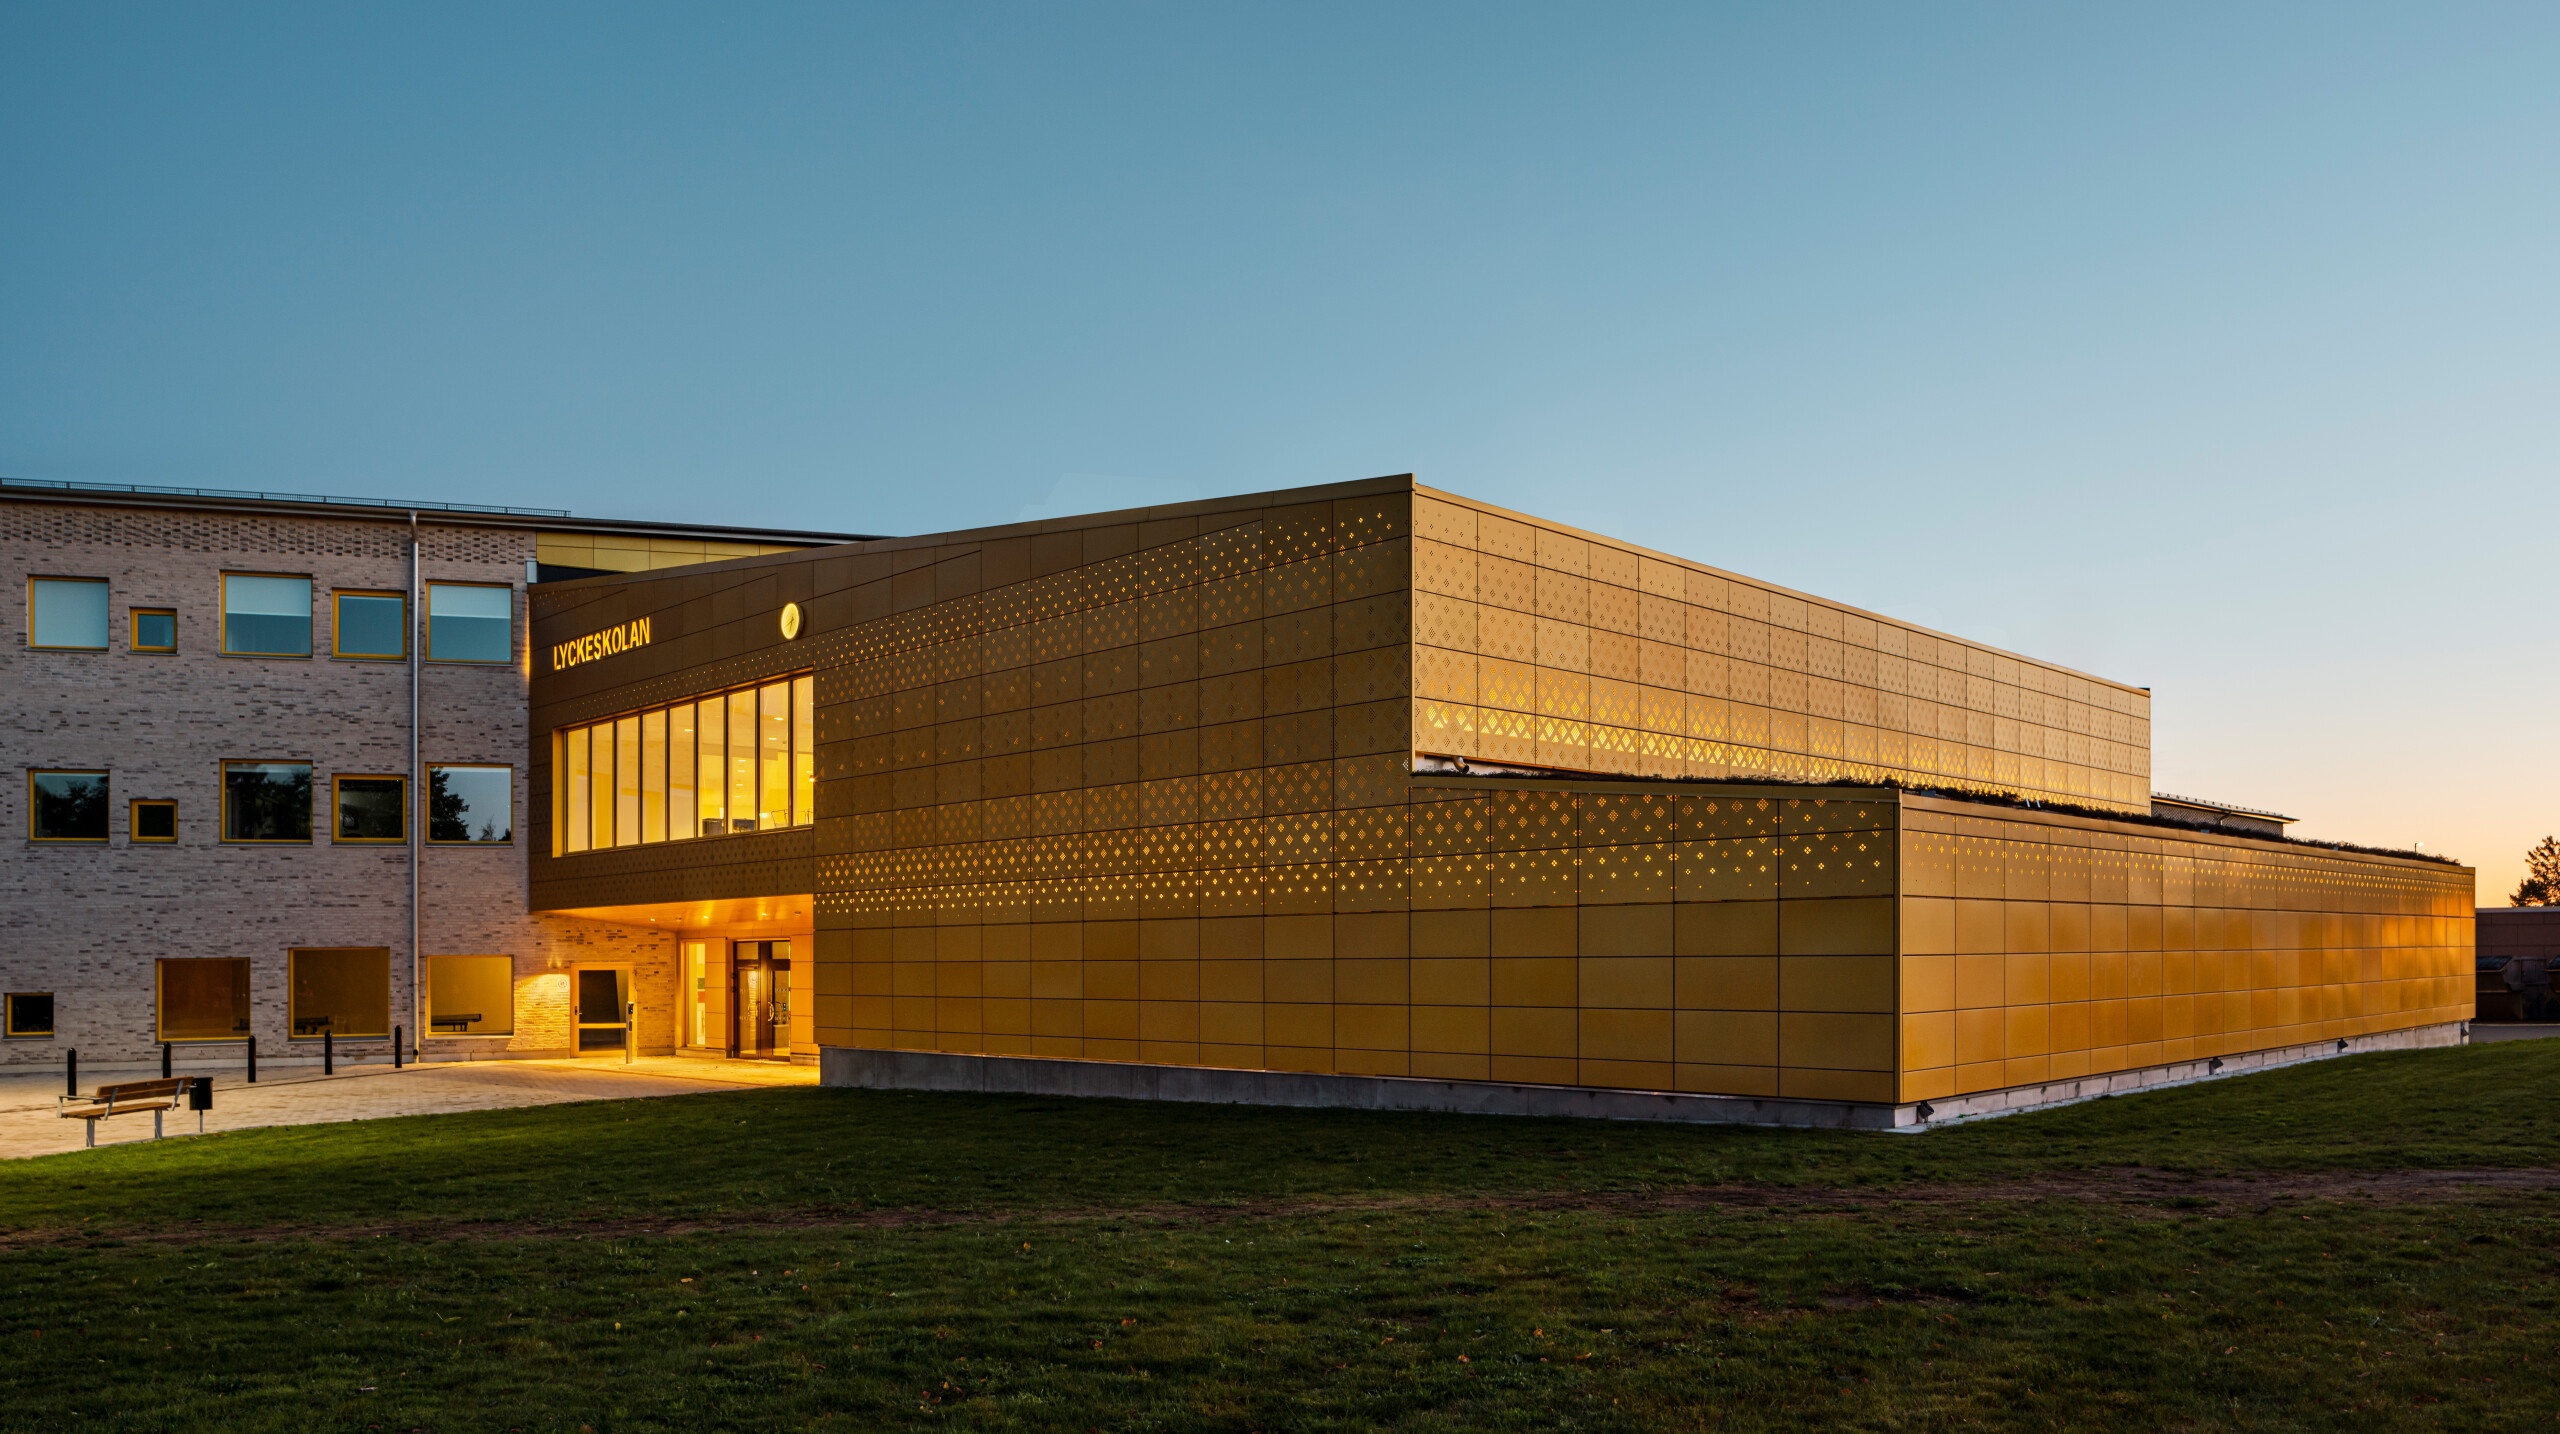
left=2152, top=791, right=2297, bottom=824
left=0, top=475, right=875, bottom=547
left=656, top=470, right=2152, bottom=702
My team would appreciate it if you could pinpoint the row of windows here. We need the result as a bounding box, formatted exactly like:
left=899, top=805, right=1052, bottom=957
left=557, top=674, right=816, bottom=853
left=1, top=952, right=518, bottom=1041
left=25, top=575, right=514, bottom=662
left=25, top=766, right=513, bottom=844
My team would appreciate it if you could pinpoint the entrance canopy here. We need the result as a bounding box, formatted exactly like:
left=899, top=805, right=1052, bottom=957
left=541, top=896, right=813, bottom=940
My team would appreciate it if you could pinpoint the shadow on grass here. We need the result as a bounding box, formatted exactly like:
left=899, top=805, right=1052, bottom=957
left=8, top=1038, right=2555, bottom=1236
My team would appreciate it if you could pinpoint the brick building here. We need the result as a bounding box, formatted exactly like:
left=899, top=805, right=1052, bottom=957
left=0, top=478, right=859, bottom=1067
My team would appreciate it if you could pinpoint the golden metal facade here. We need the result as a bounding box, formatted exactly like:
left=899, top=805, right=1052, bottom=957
left=1896, top=797, right=2474, bottom=1103
left=522, top=475, right=2469, bottom=1105
left=1407, top=490, right=2152, bottom=808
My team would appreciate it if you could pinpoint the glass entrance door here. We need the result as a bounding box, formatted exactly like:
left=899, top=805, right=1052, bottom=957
left=732, top=940, right=792, bottom=1058
left=575, top=968, right=630, bottom=1052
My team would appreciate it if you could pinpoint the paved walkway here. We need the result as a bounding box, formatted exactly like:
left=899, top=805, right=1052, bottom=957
left=0, top=1055, right=818, bottom=1160
left=2472, top=1022, right=2560, bottom=1043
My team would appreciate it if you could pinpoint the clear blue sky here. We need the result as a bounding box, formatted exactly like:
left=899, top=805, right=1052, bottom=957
left=5, top=3, right=2553, bottom=897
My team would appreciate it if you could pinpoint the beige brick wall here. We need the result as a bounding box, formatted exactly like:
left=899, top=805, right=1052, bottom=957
left=1, top=499, right=667, bottom=1065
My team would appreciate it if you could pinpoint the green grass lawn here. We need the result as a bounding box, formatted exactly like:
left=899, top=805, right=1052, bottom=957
left=6, top=1040, right=2559, bottom=1431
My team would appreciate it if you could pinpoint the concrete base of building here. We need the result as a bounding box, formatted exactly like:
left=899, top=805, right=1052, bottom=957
left=1908, top=1021, right=2469, bottom=1126
left=820, top=1045, right=1909, bottom=1129
left=822, top=1021, right=2473, bottom=1131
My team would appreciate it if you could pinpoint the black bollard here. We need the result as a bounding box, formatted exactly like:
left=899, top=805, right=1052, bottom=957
left=324, top=1029, right=334, bottom=1075
left=162, top=1042, right=172, bottom=1079
left=246, top=1034, right=258, bottom=1083
left=393, top=1026, right=403, bottom=1069
left=66, top=1049, right=77, bottom=1098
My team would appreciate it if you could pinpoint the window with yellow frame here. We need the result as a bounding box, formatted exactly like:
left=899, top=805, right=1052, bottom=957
left=27, top=576, right=108, bottom=650
left=332, top=774, right=407, bottom=843
left=222, top=761, right=312, bottom=843
left=426, top=955, right=515, bottom=1036
left=157, top=957, right=250, bottom=1041
left=130, top=607, right=177, bottom=653
left=5, top=993, right=54, bottom=1039
left=288, top=948, right=390, bottom=1038
left=28, top=771, right=108, bottom=842
left=219, top=573, right=312, bottom=656
left=331, top=590, right=407, bottom=660
left=426, top=581, right=513, bottom=663
left=130, top=798, right=177, bottom=843
left=554, top=673, right=814, bottom=854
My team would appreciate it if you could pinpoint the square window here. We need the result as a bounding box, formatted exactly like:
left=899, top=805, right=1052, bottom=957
left=426, top=955, right=515, bottom=1036
left=333, top=775, right=407, bottom=842
left=428, top=582, right=513, bottom=663
left=333, top=592, right=407, bottom=659
left=289, top=948, right=390, bottom=1038
left=132, top=608, right=177, bottom=652
left=29, top=577, right=109, bottom=650
left=28, top=771, right=109, bottom=841
left=223, top=761, right=312, bottom=842
left=131, top=798, right=177, bottom=843
left=222, top=574, right=313, bottom=656
left=4, top=993, right=53, bottom=1038
left=157, top=957, right=251, bottom=1041
left=427, top=765, right=512, bottom=843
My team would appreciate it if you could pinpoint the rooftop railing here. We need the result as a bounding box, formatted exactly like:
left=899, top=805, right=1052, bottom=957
left=0, top=475, right=571, bottom=518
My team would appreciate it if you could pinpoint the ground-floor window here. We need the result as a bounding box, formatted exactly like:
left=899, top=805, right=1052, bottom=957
left=4, top=992, right=53, bottom=1038
left=681, top=940, right=711, bottom=1047
left=288, top=947, right=391, bottom=1037
left=157, top=957, right=251, bottom=1041
left=425, top=955, right=514, bottom=1036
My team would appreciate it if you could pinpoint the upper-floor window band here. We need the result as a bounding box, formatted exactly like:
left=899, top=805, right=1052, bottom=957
left=428, top=582, right=513, bottom=663
left=556, top=674, right=813, bottom=854
left=28, top=577, right=108, bottom=650
left=222, top=575, right=312, bottom=656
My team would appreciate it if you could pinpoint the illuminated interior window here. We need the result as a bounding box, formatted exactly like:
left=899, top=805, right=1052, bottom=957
left=426, top=955, right=514, bottom=1036
left=158, top=958, right=251, bottom=1041
left=563, top=727, right=591, bottom=853
left=695, top=696, right=725, bottom=835
left=289, top=947, right=390, bottom=1037
left=552, top=673, right=817, bottom=850
left=640, top=708, right=667, bottom=843
left=758, top=680, right=789, bottom=830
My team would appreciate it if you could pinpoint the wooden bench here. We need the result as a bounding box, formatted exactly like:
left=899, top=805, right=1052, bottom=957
left=59, top=1078, right=192, bottom=1148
